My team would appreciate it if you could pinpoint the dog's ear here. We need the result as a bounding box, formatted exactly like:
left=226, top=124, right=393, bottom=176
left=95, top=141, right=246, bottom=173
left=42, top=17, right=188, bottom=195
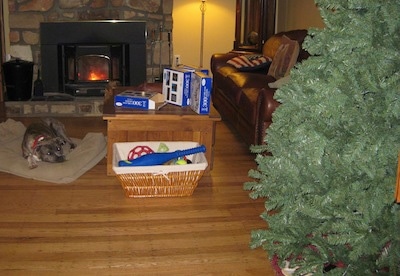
left=48, top=121, right=58, bottom=134
left=55, top=137, right=66, bottom=145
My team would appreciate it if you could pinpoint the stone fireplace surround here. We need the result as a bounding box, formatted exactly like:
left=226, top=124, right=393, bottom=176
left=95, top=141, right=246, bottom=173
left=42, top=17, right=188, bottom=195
left=6, top=0, right=173, bottom=117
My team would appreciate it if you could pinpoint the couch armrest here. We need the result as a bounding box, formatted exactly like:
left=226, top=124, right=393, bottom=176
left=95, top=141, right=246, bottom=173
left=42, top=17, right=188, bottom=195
left=256, top=87, right=280, bottom=144
left=259, top=87, right=280, bottom=122
left=210, top=52, right=240, bottom=74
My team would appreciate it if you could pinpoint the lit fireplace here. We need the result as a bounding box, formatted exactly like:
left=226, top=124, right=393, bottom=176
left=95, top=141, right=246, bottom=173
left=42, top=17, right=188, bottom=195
left=40, top=21, right=147, bottom=96
left=59, top=43, right=128, bottom=96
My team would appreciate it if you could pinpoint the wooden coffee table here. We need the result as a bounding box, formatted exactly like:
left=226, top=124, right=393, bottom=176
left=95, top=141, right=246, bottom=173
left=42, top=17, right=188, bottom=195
left=103, top=86, right=221, bottom=176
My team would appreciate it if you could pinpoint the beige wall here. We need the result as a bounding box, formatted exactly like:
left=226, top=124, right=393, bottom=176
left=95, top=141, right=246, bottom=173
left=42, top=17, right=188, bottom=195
left=173, top=0, right=324, bottom=72
left=172, top=0, right=236, bottom=70
left=276, top=0, right=324, bottom=32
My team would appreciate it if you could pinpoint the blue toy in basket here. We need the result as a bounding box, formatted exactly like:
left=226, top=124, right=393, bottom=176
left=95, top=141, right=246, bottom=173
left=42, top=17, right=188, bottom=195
left=118, top=145, right=206, bottom=166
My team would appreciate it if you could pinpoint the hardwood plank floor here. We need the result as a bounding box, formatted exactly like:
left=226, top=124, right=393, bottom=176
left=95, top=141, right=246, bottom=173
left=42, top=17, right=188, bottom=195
left=0, top=117, right=274, bottom=275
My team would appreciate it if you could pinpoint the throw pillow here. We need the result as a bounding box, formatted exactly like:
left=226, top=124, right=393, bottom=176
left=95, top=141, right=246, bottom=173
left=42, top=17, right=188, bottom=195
left=227, top=54, right=272, bottom=71
left=268, top=75, right=291, bottom=88
left=262, top=35, right=283, bottom=59
left=267, top=36, right=300, bottom=80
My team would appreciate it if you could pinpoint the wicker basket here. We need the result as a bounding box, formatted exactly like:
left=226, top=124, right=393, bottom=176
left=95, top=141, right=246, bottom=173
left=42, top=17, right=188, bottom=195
left=113, top=141, right=208, bottom=198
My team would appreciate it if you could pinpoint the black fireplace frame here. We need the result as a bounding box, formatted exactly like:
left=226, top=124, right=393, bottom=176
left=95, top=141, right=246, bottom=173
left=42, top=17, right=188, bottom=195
left=40, top=21, right=146, bottom=94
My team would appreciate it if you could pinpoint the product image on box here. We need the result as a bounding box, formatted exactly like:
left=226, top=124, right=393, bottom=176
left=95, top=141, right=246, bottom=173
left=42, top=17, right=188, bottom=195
left=190, top=71, right=212, bottom=114
left=162, top=68, right=191, bottom=106
left=114, top=90, right=164, bottom=110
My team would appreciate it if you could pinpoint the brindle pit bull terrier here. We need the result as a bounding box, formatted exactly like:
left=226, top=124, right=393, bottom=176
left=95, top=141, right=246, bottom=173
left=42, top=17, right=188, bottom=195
left=21, top=118, right=76, bottom=169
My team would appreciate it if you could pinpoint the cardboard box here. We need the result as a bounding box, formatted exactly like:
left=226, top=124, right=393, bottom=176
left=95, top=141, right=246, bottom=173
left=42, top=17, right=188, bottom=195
left=176, top=64, right=209, bottom=75
left=190, top=71, right=212, bottom=114
left=114, top=90, right=165, bottom=110
left=162, top=68, right=191, bottom=106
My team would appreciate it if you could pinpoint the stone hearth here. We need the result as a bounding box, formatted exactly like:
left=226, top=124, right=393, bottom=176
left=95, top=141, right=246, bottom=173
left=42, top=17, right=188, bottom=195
left=5, top=95, right=104, bottom=117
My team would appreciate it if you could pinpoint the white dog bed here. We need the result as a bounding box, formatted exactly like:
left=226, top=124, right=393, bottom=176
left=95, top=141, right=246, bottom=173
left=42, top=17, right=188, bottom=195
left=0, top=119, right=107, bottom=184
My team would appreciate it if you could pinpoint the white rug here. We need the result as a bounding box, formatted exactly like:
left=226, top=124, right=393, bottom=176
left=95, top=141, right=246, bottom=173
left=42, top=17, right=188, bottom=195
left=0, top=119, right=107, bottom=184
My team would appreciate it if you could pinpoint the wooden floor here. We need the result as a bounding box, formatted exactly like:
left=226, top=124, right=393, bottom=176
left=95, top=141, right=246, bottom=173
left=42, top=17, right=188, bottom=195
left=0, top=117, right=274, bottom=275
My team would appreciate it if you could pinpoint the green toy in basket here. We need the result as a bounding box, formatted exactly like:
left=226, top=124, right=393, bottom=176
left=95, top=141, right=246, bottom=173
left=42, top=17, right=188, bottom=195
left=118, top=145, right=206, bottom=167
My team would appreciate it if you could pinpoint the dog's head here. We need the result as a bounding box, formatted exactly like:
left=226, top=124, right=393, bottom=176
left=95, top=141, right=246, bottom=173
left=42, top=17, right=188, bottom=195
left=33, top=137, right=66, bottom=163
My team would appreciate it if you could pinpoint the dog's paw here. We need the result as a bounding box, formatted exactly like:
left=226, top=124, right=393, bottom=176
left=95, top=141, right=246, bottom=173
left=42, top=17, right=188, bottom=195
left=29, top=163, right=38, bottom=169
left=27, top=156, right=38, bottom=169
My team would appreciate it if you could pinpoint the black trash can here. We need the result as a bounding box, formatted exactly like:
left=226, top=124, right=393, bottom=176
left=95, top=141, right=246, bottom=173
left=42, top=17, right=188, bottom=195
left=2, top=59, right=34, bottom=101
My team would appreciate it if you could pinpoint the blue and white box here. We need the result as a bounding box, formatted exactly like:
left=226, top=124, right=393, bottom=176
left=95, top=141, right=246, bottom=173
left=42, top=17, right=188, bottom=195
left=114, top=90, right=164, bottom=110
left=190, top=71, right=212, bottom=114
left=162, top=68, right=191, bottom=106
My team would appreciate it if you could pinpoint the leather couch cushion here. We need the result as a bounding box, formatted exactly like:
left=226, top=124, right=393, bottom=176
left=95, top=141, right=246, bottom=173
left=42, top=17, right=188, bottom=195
left=212, top=70, right=242, bottom=105
left=228, top=72, right=276, bottom=89
left=217, top=65, right=238, bottom=78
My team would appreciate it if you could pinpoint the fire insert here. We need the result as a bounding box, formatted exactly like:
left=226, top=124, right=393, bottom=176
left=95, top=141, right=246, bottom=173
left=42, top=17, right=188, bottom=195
left=40, top=21, right=146, bottom=95
left=59, top=44, right=129, bottom=96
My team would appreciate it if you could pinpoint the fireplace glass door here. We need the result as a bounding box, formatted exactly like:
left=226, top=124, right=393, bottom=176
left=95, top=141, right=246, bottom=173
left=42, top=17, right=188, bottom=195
left=59, top=44, right=129, bottom=96
left=75, top=54, right=110, bottom=82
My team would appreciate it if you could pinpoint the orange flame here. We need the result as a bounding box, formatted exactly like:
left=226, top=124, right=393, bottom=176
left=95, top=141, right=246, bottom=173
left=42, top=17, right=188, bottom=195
left=88, top=71, right=106, bottom=81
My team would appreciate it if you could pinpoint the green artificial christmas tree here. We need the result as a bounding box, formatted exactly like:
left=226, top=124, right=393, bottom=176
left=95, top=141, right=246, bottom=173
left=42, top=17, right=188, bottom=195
left=245, top=0, right=400, bottom=274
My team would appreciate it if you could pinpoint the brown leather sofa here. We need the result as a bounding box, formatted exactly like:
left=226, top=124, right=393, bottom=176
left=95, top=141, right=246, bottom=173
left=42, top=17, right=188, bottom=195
left=211, top=29, right=309, bottom=147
